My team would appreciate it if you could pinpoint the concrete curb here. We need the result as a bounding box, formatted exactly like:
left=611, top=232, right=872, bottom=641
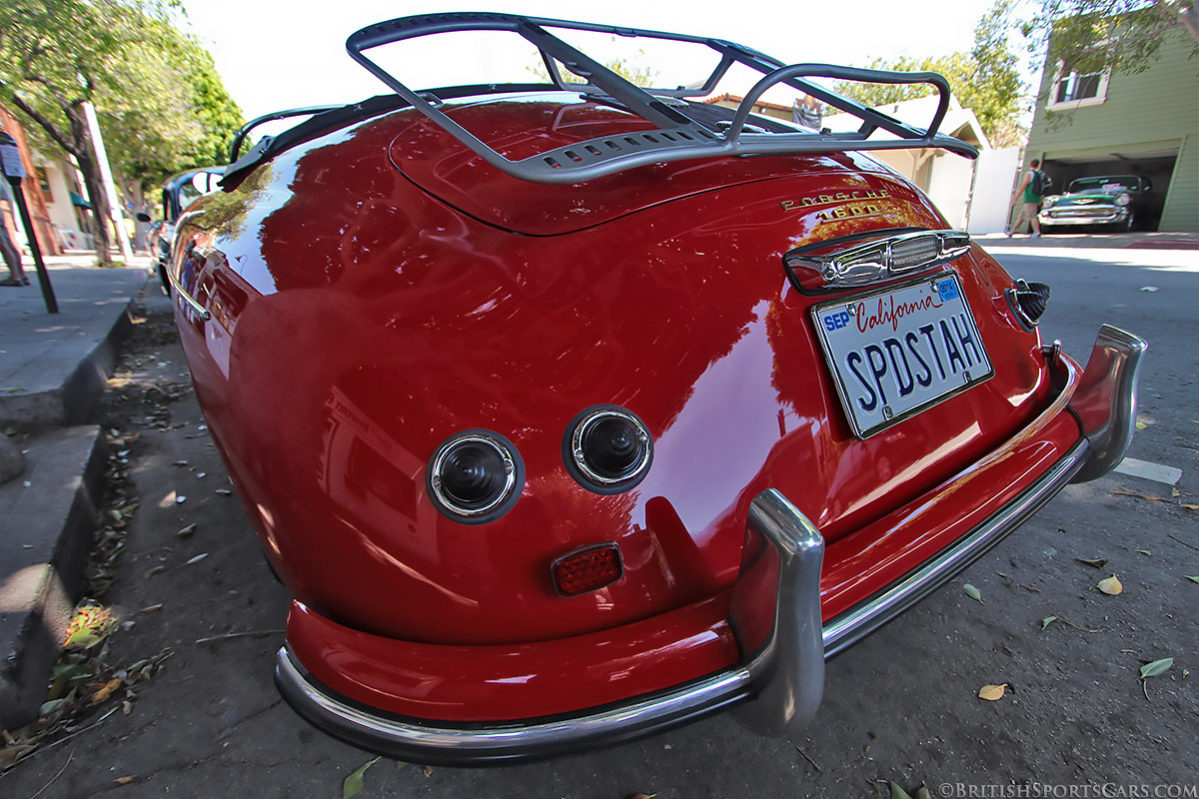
left=0, top=290, right=139, bottom=431
left=0, top=425, right=108, bottom=730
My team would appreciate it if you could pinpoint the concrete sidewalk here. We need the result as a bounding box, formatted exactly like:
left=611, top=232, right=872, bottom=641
left=1, top=254, right=150, bottom=429
left=0, top=252, right=151, bottom=730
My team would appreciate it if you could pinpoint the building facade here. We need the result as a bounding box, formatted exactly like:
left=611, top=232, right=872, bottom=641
left=1023, top=27, right=1199, bottom=232
left=0, top=104, right=62, bottom=256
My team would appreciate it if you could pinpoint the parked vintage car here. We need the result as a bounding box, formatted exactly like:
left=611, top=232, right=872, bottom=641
left=166, top=13, right=1145, bottom=764
left=139, top=167, right=225, bottom=292
left=1038, top=174, right=1153, bottom=231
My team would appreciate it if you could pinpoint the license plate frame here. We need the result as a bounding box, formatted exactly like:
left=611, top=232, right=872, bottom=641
left=810, top=272, right=994, bottom=439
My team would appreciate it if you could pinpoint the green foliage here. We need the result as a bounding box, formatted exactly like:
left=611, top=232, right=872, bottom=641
left=834, top=0, right=1026, bottom=147
left=98, top=16, right=243, bottom=192
left=1021, top=0, right=1199, bottom=78
left=0, top=0, right=242, bottom=196
left=526, top=44, right=658, bottom=88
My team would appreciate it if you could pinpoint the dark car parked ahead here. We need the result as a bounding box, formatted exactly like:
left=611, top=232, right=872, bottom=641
left=139, top=167, right=224, bottom=292
left=1039, top=175, right=1152, bottom=231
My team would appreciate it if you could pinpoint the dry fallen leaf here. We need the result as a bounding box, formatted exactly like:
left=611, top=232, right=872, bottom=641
left=90, top=678, right=123, bottom=705
left=1098, top=574, right=1123, bottom=595
left=115, top=775, right=137, bottom=785
left=978, top=683, right=1008, bottom=701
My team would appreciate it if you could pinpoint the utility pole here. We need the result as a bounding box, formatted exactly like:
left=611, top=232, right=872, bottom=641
left=81, top=101, right=134, bottom=263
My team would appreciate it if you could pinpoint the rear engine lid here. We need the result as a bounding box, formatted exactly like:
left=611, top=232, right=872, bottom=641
left=387, top=94, right=898, bottom=236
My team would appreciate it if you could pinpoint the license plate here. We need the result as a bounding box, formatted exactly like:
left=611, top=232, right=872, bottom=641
left=811, top=273, right=993, bottom=438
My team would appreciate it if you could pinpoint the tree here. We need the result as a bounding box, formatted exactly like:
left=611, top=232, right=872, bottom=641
left=1022, top=0, right=1199, bottom=78
left=100, top=20, right=242, bottom=199
left=834, top=0, right=1026, bottom=147
left=0, top=0, right=242, bottom=263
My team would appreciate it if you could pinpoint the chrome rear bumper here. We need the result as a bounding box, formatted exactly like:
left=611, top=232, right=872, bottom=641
left=1038, top=208, right=1128, bottom=226
left=275, top=326, right=1145, bottom=764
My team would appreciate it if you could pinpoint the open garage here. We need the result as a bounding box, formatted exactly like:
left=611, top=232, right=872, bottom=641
left=1042, top=151, right=1178, bottom=231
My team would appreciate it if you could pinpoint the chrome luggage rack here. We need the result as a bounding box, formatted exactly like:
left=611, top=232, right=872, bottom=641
left=225, top=13, right=978, bottom=187
left=347, top=13, right=977, bottom=184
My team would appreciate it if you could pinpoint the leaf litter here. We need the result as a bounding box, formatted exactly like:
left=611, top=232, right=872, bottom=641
left=0, top=362, right=182, bottom=772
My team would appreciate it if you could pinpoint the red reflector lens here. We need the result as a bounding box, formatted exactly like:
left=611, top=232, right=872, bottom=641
left=551, top=543, right=623, bottom=597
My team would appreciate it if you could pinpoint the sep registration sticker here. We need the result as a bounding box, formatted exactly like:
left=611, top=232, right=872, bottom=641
left=811, top=273, right=993, bottom=438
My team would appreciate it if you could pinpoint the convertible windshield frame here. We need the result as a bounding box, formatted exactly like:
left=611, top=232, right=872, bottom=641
left=343, top=12, right=977, bottom=185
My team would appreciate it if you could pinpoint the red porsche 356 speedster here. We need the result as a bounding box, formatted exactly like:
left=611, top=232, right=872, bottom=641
left=167, top=13, right=1145, bottom=763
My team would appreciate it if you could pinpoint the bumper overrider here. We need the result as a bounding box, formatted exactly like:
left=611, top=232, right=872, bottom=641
left=274, top=325, right=1146, bottom=765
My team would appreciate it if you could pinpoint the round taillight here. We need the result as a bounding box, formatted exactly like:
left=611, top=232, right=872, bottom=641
left=427, top=431, right=523, bottom=523
left=564, top=406, right=652, bottom=494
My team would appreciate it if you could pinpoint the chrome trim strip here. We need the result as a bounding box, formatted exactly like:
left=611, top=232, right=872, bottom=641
left=1067, top=324, right=1147, bottom=483
left=821, top=438, right=1089, bottom=656
left=165, top=265, right=211, bottom=321
left=786, top=229, right=971, bottom=287
left=275, top=647, right=756, bottom=765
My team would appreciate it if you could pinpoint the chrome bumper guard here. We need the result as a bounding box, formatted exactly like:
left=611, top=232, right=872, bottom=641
left=274, top=326, right=1144, bottom=764
left=1067, top=325, right=1146, bottom=483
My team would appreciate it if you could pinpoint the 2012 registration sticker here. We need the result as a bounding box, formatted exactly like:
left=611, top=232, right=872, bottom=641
left=811, top=273, right=994, bottom=438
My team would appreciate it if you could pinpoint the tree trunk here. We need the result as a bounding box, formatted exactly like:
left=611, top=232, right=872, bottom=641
left=66, top=105, right=113, bottom=266
left=74, top=150, right=113, bottom=266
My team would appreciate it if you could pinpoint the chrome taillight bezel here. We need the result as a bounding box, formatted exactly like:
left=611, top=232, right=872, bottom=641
left=563, top=406, right=653, bottom=494
left=427, top=430, right=523, bottom=524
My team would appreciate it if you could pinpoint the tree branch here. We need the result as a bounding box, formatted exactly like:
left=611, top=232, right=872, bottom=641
left=1177, top=0, right=1199, bottom=42
left=3, top=88, right=79, bottom=156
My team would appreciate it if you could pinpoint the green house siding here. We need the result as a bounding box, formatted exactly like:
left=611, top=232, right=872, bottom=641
left=1161, top=134, right=1197, bottom=231
left=1025, top=29, right=1199, bottom=232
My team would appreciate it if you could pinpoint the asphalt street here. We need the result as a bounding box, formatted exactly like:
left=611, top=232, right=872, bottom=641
left=0, top=242, right=1195, bottom=798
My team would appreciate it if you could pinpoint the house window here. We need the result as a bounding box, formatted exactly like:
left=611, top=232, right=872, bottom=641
left=1048, top=62, right=1110, bottom=109
left=35, top=167, right=53, bottom=200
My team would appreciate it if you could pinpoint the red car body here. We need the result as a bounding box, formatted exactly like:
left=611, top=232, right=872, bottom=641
left=168, top=13, right=1144, bottom=763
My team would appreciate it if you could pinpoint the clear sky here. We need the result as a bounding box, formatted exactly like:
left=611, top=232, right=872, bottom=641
left=180, top=0, right=1028, bottom=121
